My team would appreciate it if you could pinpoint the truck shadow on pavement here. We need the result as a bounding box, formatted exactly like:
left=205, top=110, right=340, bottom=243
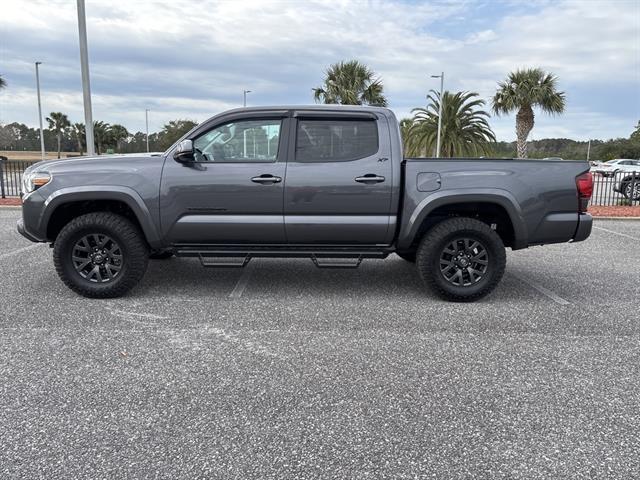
left=133, top=256, right=540, bottom=304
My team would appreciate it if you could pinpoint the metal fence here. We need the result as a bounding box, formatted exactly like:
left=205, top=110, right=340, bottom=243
left=590, top=170, right=640, bottom=206
left=0, top=159, right=38, bottom=198
left=1, top=157, right=639, bottom=206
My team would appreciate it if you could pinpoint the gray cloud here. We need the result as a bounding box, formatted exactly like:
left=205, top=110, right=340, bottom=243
left=0, top=0, right=638, bottom=140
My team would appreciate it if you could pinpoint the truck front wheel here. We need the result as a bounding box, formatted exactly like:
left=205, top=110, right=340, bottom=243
left=53, top=212, right=149, bottom=298
left=416, top=217, right=506, bottom=302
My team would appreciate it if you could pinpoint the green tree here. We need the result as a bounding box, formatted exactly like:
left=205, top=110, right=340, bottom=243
left=45, top=112, right=71, bottom=159
left=72, top=123, right=85, bottom=155
left=93, top=121, right=111, bottom=155
left=406, top=90, right=496, bottom=157
left=399, top=118, right=414, bottom=154
left=313, top=60, right=387, bottom=106
left=630, top=120, right=640, bottom=141
left=109, top=124, right=129, bottom=152
left=158, top=119, right=197, bottom=150
left=492, top=68, right=565, bottom=158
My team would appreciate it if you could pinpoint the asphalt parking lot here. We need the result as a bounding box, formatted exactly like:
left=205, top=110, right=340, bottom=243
left=1, top=208, right=639, bottom=479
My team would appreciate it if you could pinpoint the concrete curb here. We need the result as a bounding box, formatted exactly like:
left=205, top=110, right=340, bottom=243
left=0, top=205, right=21, bottom=210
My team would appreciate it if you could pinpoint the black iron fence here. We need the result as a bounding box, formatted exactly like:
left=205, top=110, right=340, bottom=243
left=0, top=158, right=38, bottom=198
left=1, top=156, right=639, bottom=206
left=590, top=170, right=640, bottom=206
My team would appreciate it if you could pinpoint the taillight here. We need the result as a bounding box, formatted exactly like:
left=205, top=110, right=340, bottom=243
left=576, top=172, right=593, bottom=213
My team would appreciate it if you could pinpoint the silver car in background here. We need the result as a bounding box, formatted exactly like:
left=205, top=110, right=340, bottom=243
left=591, top=159, right=640, bottom=177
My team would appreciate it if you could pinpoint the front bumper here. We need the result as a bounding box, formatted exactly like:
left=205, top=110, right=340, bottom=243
left=573, top=213, right=593, bottom=243
left=17, top=217, right=42, bottom=243
left=16, top=190, right=48, bottom=243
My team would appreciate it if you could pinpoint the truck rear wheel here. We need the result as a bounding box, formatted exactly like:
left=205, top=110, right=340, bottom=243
left=416, top=217, right=506, bottom=302
left=53, top=212, right=149, bottom=298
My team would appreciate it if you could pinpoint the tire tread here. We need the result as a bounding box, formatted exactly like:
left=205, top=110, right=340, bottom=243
left=53, top=212, right=149, bottom=298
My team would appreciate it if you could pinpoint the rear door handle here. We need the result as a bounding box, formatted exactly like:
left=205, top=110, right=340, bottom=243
left=251, top=174, right=282, bottom=184
left=355, top=174, right=385, bottom=184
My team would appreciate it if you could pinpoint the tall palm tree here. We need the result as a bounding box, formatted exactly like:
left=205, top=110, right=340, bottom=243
left=93, top=121, right=111, bottom=155
left=0, top=75, right=6, bottom=89
left=399, top=118, right=414, bottom=154
left=406, top=90, right=496, bottom=157
left=109, top=124, right=129, bottom=152
left=492, top=68, right=565, bottom=158
left=45, top=112, right=71, bottom=159
left=313, top=60, right=387, bottom=106
left=72, top=123, right=85, bottom=155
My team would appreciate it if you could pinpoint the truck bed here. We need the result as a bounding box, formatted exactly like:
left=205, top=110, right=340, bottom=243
left=397, top=157, right=592, bottom=250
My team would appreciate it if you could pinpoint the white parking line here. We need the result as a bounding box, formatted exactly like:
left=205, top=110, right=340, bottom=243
left=106, top=308, right=167, bottom=320
left=229, top=263, right=255, bottom=299
left=511, top=273, right=571, bottom=305
left=0, top=244, right=41, bottom=260
left=593, top=226, right=640, bottom=242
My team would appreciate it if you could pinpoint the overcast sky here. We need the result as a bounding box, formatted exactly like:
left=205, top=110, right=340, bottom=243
left=1, top=0, right=639, bottom=141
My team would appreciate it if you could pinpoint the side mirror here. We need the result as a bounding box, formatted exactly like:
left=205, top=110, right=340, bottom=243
left=173, top=139, right=195, bottom=163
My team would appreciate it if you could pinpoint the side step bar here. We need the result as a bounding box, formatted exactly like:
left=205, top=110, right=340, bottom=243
left=176, top=247, right=390, bottom=269
left=311, top=255, right=362, bottom=269
left=198, top=253, right=251, bottom=268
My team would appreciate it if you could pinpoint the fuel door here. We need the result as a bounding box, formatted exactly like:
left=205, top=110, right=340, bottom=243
left=417, top=172, right=442, bottom=192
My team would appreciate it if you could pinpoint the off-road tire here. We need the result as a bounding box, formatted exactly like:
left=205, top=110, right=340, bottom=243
left=53, top=212, right=149, bottom=298
left=416, top=217, right=506, bottom=302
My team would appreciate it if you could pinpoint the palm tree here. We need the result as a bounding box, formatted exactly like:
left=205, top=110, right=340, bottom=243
left=45, top=112, right=71, bottom=159
left=72, top=123, right=85, bottom=155
left=313, top=60, right=387, bottom=106
left=109, top=124, right=129, bottom=152
left=399, top=118, right=414, bottom=154
left=406, top=90, right=496, bottom=157
left=93, top=121, right=111, bottom=155
left=0, top=75, right=6, bottom=89
left=492, top=68, right=565, bottom=158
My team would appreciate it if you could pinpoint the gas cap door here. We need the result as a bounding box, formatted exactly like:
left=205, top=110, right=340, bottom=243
left=417, top=172, right=442, bottom=192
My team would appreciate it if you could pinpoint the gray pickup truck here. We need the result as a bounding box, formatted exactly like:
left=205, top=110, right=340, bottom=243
left=18, top=105, right=593, bottom=301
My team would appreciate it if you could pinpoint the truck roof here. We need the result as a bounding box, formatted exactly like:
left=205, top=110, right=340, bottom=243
left=219, top=105, right=394, bottom=115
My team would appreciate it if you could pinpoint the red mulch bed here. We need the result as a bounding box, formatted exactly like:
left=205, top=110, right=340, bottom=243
left=0, top=197, right=21, bottom=206
left=589, top=205, right=640, bottom=217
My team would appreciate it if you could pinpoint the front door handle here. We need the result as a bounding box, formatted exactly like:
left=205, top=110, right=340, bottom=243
left=251, top=174, right=282, bottom=184
left=355, top=174, right=385, bottom=184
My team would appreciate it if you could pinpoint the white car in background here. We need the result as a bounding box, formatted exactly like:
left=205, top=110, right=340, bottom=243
left=591, top=159, right=640, bottom=177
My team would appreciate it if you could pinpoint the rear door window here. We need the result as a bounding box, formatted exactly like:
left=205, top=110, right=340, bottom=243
left=295, top=119, right=378, bottom=162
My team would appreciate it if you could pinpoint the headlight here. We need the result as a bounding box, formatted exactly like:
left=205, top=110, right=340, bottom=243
left=22, top=171, right=51, bottom=195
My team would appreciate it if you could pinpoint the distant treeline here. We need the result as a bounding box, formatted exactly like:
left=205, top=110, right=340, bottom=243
left=0, top=119, right=197, bottom=155
left=492, top=134, right=640, bottom=160
left=1, top=119, right=638, bottom=160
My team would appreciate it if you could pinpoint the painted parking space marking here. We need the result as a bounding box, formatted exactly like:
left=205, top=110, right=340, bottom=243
left=511, top=273, right=571, bottom=306
left=229, top=263, right=255, bottom=299
left=593, top=225, right=640, bottom=242
left=106, top=308, right=167, bottom=320
left=0, top=244, right=41, bottom=261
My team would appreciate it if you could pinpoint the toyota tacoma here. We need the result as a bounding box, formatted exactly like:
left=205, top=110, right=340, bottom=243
left=18, top=106, right=593, bottom=301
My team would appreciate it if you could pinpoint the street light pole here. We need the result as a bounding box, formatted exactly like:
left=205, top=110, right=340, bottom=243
left=145, top=109, right=150, bottom=153
left=35, top=62, right=45, bottom=161
left=431, top=72, right=444, bottom=158
left=243, top=90, right=251, bottom=107
left=77, top=0, right=95, bottom=156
